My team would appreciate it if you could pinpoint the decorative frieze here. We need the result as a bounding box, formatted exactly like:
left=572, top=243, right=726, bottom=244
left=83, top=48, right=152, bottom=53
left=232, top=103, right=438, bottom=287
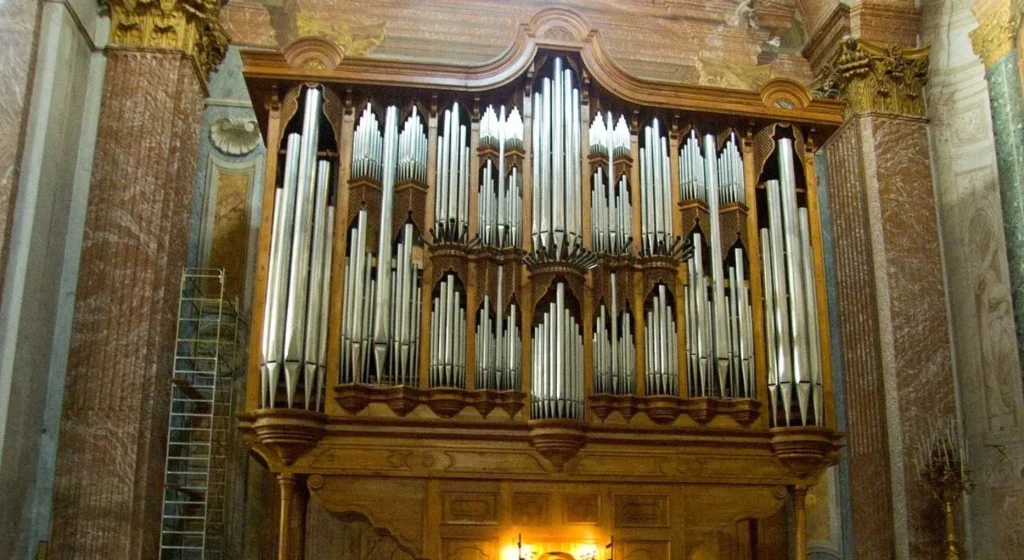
left=970, top=0, right=1024, bottom=69
left=108, top=0, right=228, bottom=77
left=814, top=37, right=930, bottom=117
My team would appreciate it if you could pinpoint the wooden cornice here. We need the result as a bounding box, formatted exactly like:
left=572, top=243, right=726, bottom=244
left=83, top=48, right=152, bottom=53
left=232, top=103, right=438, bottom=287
left=241, top=7, right=845, bottom=129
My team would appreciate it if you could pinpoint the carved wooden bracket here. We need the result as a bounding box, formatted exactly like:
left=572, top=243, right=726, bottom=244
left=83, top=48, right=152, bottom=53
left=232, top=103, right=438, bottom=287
left=252, top=408, right=328, bottom=465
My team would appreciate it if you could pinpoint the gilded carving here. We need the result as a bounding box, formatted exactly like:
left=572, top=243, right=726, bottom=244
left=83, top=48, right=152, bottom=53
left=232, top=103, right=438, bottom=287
left=970, top=0, right=1024, bottom=69
left=813, top=37, right=930, bottom=117
left=696, top=55, right=773, bottom=91
left=107, top=0, right=228, bottom=76
left=295, top=13, right=386, bottom=58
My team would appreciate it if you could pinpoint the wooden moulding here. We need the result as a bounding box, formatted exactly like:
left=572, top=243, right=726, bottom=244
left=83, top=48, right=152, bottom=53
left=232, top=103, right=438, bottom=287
left=768, top=425, right=843, bottom=482
left=587, top=394, right=762, bottom=426
left=242, top=8, right=845, bottom=134
left=528, top=418, right=587, bottom=470
left=251, top=408, right=328, bottom=465
left=333, top=384, right=528, bottom=419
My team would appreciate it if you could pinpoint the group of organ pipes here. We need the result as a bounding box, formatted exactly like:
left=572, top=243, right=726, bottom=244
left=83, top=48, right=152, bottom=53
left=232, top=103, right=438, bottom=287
left=258, top=57, right=827, bottom=427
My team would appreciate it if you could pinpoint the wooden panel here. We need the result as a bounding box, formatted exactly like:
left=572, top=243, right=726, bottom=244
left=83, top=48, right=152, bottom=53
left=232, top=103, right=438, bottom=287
left=615, top=539, right=670, bottom=560
left=563, top=494, right=599, bottom=525
left=444, top=539, right=498, bottom=560
left=512, top=492, right=551, bottom=525
left=614, top=494, right=669, bottom=528
left=443, top=492, right=499, bottom=525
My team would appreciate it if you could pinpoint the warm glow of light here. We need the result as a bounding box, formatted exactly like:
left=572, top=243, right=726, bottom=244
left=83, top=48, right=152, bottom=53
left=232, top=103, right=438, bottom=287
left=575, top=543, right=599, bottom=560
left=501, top=544, right=520, bottom=560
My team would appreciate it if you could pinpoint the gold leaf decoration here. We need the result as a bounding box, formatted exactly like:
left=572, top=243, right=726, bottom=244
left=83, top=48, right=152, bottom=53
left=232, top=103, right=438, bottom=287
left=696, top=55, right=773, bottom=91
left=295, top=13, right=386, bottom=59
left=970, top=0, right=1024, bottom=69
left=812, top=37, right=929, bottom=117
left=107, top=0, right=228, bottom=77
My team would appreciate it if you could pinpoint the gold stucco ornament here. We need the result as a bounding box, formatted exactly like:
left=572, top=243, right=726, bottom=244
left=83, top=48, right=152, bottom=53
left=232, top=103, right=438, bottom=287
left=106, top=0, right=229, bottom=77
left=813, top=37, right=930, bottom=117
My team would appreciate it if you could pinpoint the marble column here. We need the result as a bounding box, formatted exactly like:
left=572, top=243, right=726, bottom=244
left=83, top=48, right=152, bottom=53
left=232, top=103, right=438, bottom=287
left=47, top=2, right=226, bottom=559
left=817, top=38, right=958, bottom=558
left=971, top=0, right=1024, bottom=370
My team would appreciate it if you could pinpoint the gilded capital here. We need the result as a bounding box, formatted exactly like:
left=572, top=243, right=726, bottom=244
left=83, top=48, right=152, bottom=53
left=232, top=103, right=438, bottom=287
left=970, top=0, right=1023, bottom=69
left=107, top=0, right=228, bottom=77
left=813, top=37, right=930, bottom=117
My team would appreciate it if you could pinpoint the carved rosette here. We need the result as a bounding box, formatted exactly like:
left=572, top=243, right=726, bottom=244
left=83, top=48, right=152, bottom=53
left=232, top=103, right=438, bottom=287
left=970, top=0, right=1024, bottom=70
left=107, top=0, right=228, bottom=77
left=814, top=37, right=929, bottom=117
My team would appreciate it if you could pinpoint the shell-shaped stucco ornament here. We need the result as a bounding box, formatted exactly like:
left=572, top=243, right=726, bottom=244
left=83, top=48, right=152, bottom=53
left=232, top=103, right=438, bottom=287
left=211, top=118, right=261, bottom=156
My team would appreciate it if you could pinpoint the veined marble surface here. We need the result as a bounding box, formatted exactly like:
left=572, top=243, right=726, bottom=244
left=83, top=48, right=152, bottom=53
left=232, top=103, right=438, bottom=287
left=923, top=0, right=1024, bottom=557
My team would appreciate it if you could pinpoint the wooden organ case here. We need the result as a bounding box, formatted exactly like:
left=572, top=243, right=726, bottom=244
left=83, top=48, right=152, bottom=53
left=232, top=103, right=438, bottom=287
left=239, top=10, right=846, bottom=560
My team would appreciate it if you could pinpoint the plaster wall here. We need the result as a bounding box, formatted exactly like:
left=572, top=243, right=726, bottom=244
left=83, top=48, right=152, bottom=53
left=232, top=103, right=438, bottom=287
left=922, top=0, right=1024, bottom=557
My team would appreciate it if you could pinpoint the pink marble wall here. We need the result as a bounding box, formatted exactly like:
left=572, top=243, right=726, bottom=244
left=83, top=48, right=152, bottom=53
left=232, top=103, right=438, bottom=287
left=49, top=50, right=205, bottom=560
left=826, top=114, right=958, bottom=558
left=866, top=114, right=956, bottom=557
left=823, top=120, right=897, bottom=559
left=0, top=0, right=41, bottom=293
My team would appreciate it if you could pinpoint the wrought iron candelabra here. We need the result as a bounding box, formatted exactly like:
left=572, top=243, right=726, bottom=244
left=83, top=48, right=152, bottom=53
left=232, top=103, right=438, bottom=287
left=917, top=418, right=974, bottom=560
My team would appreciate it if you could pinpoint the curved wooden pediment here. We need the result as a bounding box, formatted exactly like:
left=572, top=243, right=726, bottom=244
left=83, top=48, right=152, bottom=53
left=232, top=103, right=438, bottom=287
left=241, top=7, right=844, bottom=127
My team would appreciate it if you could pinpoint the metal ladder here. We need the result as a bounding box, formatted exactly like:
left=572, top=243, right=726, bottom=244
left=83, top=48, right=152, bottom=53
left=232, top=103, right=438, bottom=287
left=159, top=269, right=239, bottom=560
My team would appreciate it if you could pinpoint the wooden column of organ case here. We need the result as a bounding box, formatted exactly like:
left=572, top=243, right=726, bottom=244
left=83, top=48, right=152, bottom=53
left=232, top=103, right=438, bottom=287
left=239, top=11, right=845, bottom=560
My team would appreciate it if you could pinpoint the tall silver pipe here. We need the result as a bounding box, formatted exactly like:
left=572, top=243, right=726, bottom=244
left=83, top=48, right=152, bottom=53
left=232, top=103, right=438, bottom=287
left=283, top=88, right=322, bottom=407
left=261, top=187, right=285, bottom=407
left=372, top=106, right=400, bottom=381
left=761, top=230, right=780, bottom=424
left=735, top=248, right=751, bottom=397
left=532, top=93, right=541, bottom=249
left=800, top=208, right=824, bottom=424
left=778, top=139, right=810, bottom=424
left=262, top=133, right=301, bottom=406
left=702, top=134, right=728, bottom=397
left=303, top=161, right=332, bottom=409
left=540, top=78, right=551, bottom=247
left=350, top=210, right=368, bottom=380
left=765, top=178, right=793, bottom=422
left=315, top=205, right=334, bottom=411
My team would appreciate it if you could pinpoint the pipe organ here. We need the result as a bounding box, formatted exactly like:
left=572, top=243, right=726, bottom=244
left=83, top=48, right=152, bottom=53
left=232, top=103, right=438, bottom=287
left=242, top=31, right=845, bottom=559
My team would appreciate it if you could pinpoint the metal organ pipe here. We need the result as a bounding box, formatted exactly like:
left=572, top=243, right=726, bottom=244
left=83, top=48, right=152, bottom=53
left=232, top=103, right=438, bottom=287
left=588, top=113, right=632, bottom=255
left=339, top=104, right=425, bottom=386
left=260, top=87, right=335, bottom=410
left=678, top=131, right=755, bottom=400
left=759, top=138, right=824, bottom=426
left=430, top=274, right=467, bottom=388
left=475, top=265, right=523, bottom=391
left=640, top=119, right=673, bottom=256
left=479, top=106, right=524, bottom=248
left=645, top=284, right=678, bottom=395
left=532, top=282, right=584, bottom=419
left=435, top=103, right=470, bottom=243
left=592, top=272, right=635, bottom=395
left=531, top=58, right=582, bottom=257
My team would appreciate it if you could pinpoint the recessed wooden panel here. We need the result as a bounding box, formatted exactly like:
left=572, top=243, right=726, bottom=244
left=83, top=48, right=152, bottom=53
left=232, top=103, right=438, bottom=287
left=443, top=492, right=499, bottom=525
left=615, top=539, right=670, bottom=560
left=444, top=539, right=497, bottom=560
left=564, top=494, right=599, bottom=524
left=614, top=494, right=669, bottom=528
left=512, top=492, right=551, bottom=525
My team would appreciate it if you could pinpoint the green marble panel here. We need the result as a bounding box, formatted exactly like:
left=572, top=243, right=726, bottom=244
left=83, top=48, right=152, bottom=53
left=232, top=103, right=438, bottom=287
left=987, top=51, right=1024, bottom=370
